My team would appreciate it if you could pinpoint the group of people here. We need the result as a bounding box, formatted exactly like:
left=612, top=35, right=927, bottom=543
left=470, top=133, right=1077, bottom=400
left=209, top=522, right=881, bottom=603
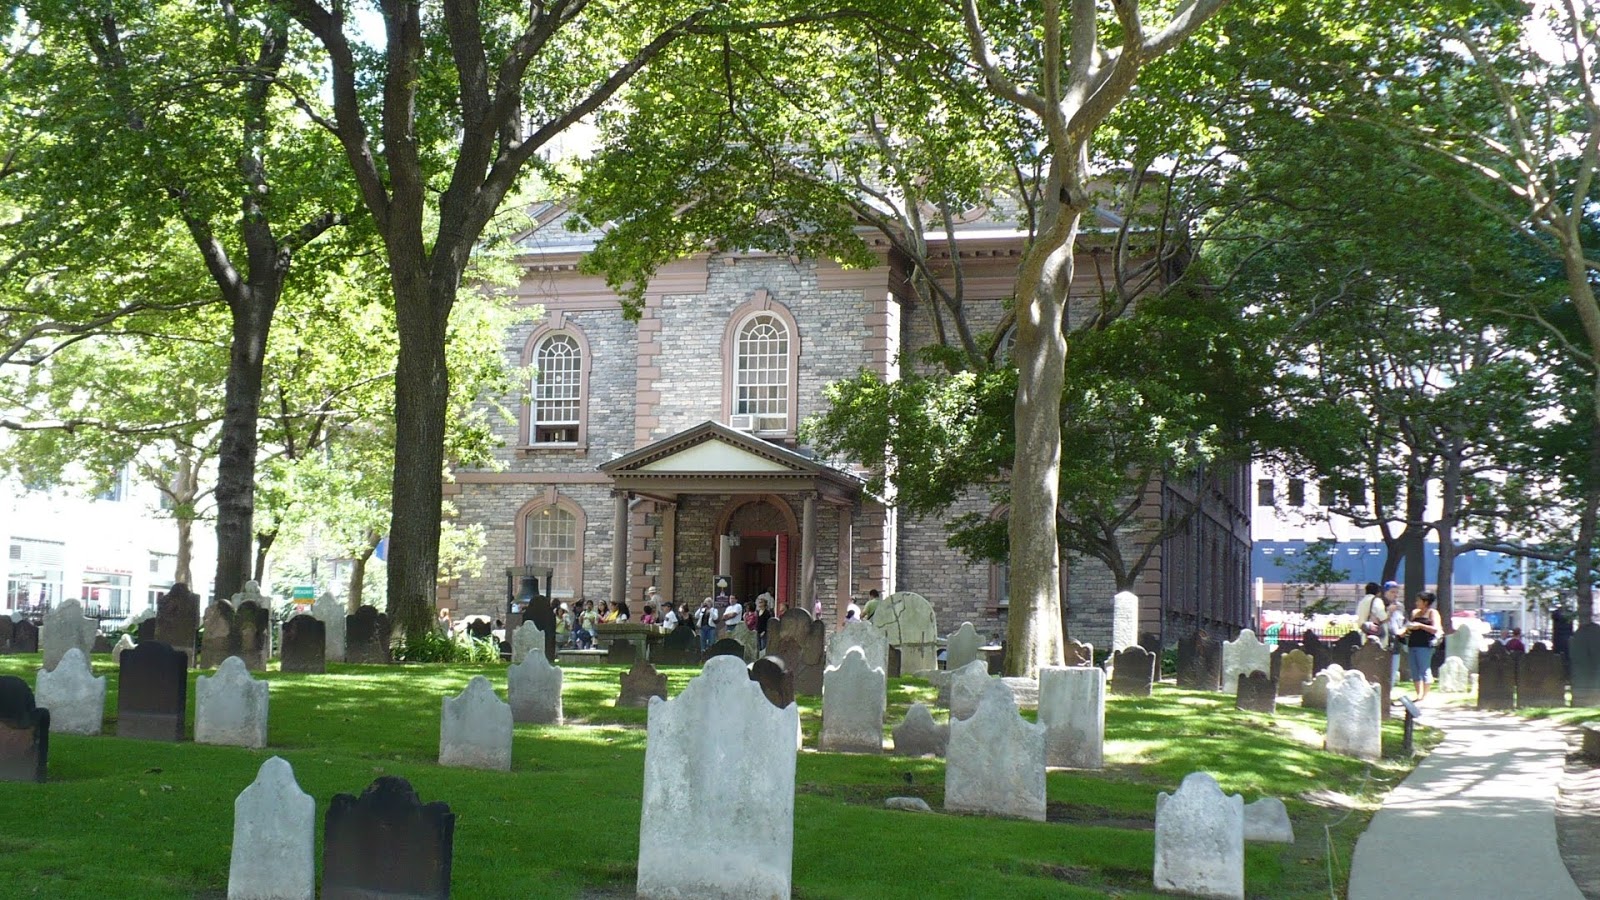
left=545, top=585, right=889, bottom=653
left=1354, top=580, right=1446, bottom=701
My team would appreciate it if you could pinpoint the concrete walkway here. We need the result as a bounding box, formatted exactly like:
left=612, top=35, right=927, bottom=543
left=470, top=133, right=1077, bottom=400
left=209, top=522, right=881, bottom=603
left=1349, top=705, right=1583, bottom=900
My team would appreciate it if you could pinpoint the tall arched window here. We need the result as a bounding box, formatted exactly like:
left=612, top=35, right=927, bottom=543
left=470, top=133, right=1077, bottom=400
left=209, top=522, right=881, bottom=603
left=735, top=313, right=789, bottom=433
left=524, top=503, right=580, bottom=599
left=532, top=333, right=582, bottom=444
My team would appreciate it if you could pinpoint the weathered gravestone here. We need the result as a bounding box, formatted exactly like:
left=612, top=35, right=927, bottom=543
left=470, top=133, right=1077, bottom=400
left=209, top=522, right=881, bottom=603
left=1110, top=646, right=1156, bottom=697
left=1329, top=631, right=1362, bottom=670
left=1222, top=630, right=1269, bottom=697
left=1325, top=670, right=1381, bottom=761
left=234, top=596, right=271, bottom=671
left=1243, top=797, right=1295, bottom=844
left=637, top=655, right=799, bottom=900
left=618, top=660, right=669, bottom=708
left=117, top=640, right=187, bottom=741
left=1477, top=643, right=1518, bottom=711
left=1274, top=650, right=1314, bottom=697
left=1569, top=623, right=1600, bottom=707
left=196, top=656, right=269, bottom=749
left=42, top=598, right=97, bottom=673
left=1437, top=656, right=1470, bottom=693
left=768, top=608, right=826, bottom=694
left=749, top=656, right=795, bottom=710
left=819, top=647, right=886, bottom=754
left=946, top=622, right=981, bottom=671
left=91, top=634, right=112, bottom=654
left=507, top=650, right=564, bottom=725
left=279, top=615, right=327, bottom=674
left=892, top=702, right=949, bottom=757
left=826, top=619, right=889, bottom=674
left=943, top=660, right=994, bottom=721
left=0, top=675, right=48, bottom=782
left=945, top=680, right=1046, bottom=820
left=510, top=621, right=546, bottom=665
left=311, top=592, right=347, bottom=664
left=1039, top=665, right=1105, bottom=769
left=1064, top=638, right=1094, bottom=667
left=200, top=601, right=237, bottom=669
left=135, top=618, right=156, bottom=643
left=345, top=605, right=393, bottom=664
left=229, top=756, right=315, bottom=900
left=154, top=582, right=200, bottom=667
left=1176, top=631, right=1223, bottom=691
left=439, top=676, right=512, bottom=771
left=112, top=634, right=135, bottom=665
left=656, top=624, right=698, bottom=664
left=0, top=617, right=11, bottom=654
left=872, top=591, right=938, bottom=673
left=726, top=622, right=758, bottom=662
left=705, top=638, right=746, bottom=661
left=1112, top=590, right=1140, bottom=652
left=35, top=648, right=105, bottom=735
left=1445, top=625, right=1483, bottom=675
left=1235, top=672, right=1278, bottom=715
left=1301, top=664, right=1347, bottom=711
left=1519, top=644, right=1567, bottom=708
left=323, top=776, right=454, bottom=900
left=886, top=645, right=902, bottom=678
left=9, top=619, right=38, bottom=654
left=1351, top=639, right=1393, bottom=720
left=607, top=640, right=638, bottom=665
left=1154, top=772, right=1245, bottom=900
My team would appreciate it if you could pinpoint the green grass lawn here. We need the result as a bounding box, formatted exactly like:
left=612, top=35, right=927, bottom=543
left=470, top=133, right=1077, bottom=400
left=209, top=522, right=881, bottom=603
left=0, top=653, right=1437, bottom=898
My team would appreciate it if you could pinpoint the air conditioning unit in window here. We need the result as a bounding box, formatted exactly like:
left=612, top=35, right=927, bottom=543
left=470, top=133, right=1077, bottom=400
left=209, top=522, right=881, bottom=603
left=728, top=414, right=756, bottom=432
left=755, top=414, right=786, bottom=433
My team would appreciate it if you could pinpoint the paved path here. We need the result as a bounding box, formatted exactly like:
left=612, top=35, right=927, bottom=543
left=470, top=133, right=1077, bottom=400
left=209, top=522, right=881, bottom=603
left=1349, top=706, right=1583, bottom=900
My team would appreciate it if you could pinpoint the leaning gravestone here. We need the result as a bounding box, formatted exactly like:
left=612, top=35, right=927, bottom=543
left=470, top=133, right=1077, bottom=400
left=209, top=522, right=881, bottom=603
left=892, top=702, right=949, bottom=757
left=944, top=660, right=994, bottom=721
left=1275, top=650, right=1313, bottom=697
left=117, top=640, right=187, bottom=742
left=42, top=598, right=97, bottom=673
left=323, top=776, right=454, bottom=900
left=9, top=619, right=38, bottom=654
left=1520, top=644, right=1567, bottom=708
left=1064, top=638, right=1094, bottom=667
left=1329, top=631, right=1362, bottom=670
left=34, top=648, right=105, bottom=735
left=749, top=656, right=795, bottom=710
left=311, top=592, right=347, bottom=664
left=200, top=600, right=238, bottom=669
left=819, top=647, right=886, bottom=754
left=1477, top=643, right=1517, bottom=711
left=1445, top=626, right=1482, bottom=675
left=196, top=656, right=269, bottom=749
left=229, top=756, right=315, bottom=900
left=1569, top=624, right=1600, bottom=706
left=618, top=660, right=669, bottom=708
left=872, top=591, right=938, bottom=673
left=1110, top=646, right=1156, bottom=697
left=1039, top=666, right=1105, bottom=769
left=1437, top=656, right=1470, bottom=693
left=1235, top=672, right=1277, bottom=715
left=1221, top=630, right=1270, bottom=697
left=507, top=649, right=563, bottom=725
left=0, top=675, right=49, bottom=782
left=826, top=619, right=889, bottom=674
left=1325, top=670, right=1381, bottom=761
left=154, top=582, right=200, bottom=667
left=1301, top=664, right=1347, bottom=711
left=946, top=680, right=1046, bottom=821
left=1112, top=590, right=1140, bottom=651
left=345, top=605, right=393, bottom=664
left=637, top=655, right=799, bottom=900
left=1351, top=639, right=1393, bottom=720
left=439, top=676, right=512, bottom=771
left=1154, top=772, right=1245, bottom=900
left=280, top=615, right=327, bottom=674
left=1243, top=797, right=1295, bottom=844
left=1176, top=631, right=1223, bottom=691
left=234, top=596, right=271, bottom=672
left=946, top=622, right=981, bottom=671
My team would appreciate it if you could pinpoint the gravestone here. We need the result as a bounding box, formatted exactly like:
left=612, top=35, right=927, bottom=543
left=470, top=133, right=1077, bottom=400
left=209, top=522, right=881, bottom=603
left=819, top=647, right=886, bottom=754
left=91, top=634, right=112, bottom=654
left=0, top=617, right=11, bottom=653
left=1064, top=638, right=1094, bottom=667
left=1112, top=590, right=1140, bottom=651
left=886, top=645, right=902, bottom=678
left=311, top=592, right=347, bottom=664
left=345, top=605, right=393, bottom=664
left=0, top=676, right=49, bottom=783
left=34, top=648, right=105, bottom=735
left=637, top=655, right=799, bottom=900
left=200, top=600, right=238, bottom=669
left=1325, top=670, right=1381, bottom=761
left=1445, top=626, right=1482, bottom=675
left=112, top=634, right=135, bottom=664
left=1243, top=797, right=1295, bottom=844
left=1569, top=624, right=1600, bottom=706
left=196, top=656, right=270, bottom=749
left=705, top=638, right=746, bottom=661
left=872, top=591, right=938, bottom=673
left=1520, top=644, right=1567, bottom=708
left=607, top=641, right=638, bottom=665
left=1109, top=646, right=1156, bottom=697
left=510, top=621, right=545, bottom=665
left=1154, top=772, right=1244, bottom=900
left=1176, top=631, right=1223, bottom=691
left=1477, top=643, right=1517, bottom=711
left=1329, top=631, right=1362, bottom=670
left=1297, top=631, right=1326, bottom=673
left=1301, top=664, right=1346, bottom=711
left=1139, top=632, right=1164, bottom=656
left=9, top=619, right=38, bottom=654
left=749, top=656, right=795, bottom=710
left=945, top=680, right=1046, bottom=820
left=1221, top=630, right=1270, bottom=697
left=439, top=676, right=512, bottom=771
left=42, top=598, right=97, bottom=672
left=229, top=757, right=315, bottom=900
left=1235, top=672, right=1277, bottom=715
left=1437, top=656, right=1470, bottom=693
left=135, top=618, right=156, bottom=643
left=618, top=660, right=669, bottom=708
left=1039, top=666, right=1105, bottom=769
left=280, top=615, right=327, bottom=674
left=117, top=640, right=187, bottom=741
left=943, top=660, right=994, bottom=721
left=323, top=776, right=454, bottom=900
left=827, top=618, right=890, bottom=674
left=154, top=582, right=200, bottom=667
left=1351, top=639, right=1393, bottom=720
left=507, top=649, right=563, bottom=725
left=234, top=598, right=271, bottom=671
left=1275, top=650, right=1313, bottom=697
left=766, top=634, right=823, bottom=697
left=892, top=702, right=949, bottom=757
left=946, top=622, right=981, bottom=671
left=657, top=625, right=698, bottom=665
left=726, top=622, right=758, bottom=661
left=768, top=608, right=826, bottom=693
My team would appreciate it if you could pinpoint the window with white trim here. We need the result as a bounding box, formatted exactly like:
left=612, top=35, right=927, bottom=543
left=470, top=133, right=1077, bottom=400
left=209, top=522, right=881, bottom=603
left=525, top=505, right=579, bottom=598
left=531, top=334, right=583, bottom=444
left=734, top=313, right=789, bottom=433
left=7, top=538, right=65, bottom=610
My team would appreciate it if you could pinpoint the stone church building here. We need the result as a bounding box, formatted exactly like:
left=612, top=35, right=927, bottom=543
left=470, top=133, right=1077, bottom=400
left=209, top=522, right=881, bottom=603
left=442, top=202, right=1252, bottom=649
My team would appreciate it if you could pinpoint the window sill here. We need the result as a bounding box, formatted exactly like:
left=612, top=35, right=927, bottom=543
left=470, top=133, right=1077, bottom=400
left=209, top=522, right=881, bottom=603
left=519, top=444, right=587, bottom=454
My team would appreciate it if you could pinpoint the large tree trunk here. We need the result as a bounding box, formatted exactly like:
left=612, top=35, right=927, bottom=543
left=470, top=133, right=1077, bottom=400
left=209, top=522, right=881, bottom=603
left=172, top=451, right=199, bottom=586
left=348, top=532, right=380, bottom=613
left=1576, top=417, right=1600, bottom=625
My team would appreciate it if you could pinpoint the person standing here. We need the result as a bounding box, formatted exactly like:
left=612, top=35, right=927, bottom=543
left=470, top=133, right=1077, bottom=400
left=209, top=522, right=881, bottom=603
left=1503, top=628, right=1527, bottom=653
left=756, top=597, right=773, bottom=651
left=861, top=589, right=882, bottom=621
left=695, top=598, right=717, bottom=651
left=1403, top=591, right=1443, bottom=701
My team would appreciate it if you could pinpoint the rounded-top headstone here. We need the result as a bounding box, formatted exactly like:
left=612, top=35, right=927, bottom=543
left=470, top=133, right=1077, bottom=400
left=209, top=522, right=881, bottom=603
left=229, top=756, right=315, bottom=900
left=439, top=675, right=512, bottom=771
left=945, top=679, right=1046, bottom=821
left=35, top=647, right=106, bottom=736
left=1154, top=772, right=1245, bottom=899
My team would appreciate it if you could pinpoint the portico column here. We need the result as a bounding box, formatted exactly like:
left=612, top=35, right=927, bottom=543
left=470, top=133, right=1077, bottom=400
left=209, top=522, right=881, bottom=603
left=800, top=493, right=817, bottom=615
left=612, top=491, right=629, bottom=609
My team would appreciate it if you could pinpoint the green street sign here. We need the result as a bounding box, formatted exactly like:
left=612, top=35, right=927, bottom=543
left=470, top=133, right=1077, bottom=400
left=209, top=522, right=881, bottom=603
left=291, top=585, right=316, bottom=600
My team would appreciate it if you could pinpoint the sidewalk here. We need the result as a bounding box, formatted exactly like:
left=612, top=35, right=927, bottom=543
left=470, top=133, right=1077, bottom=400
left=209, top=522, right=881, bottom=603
left=1348, top=705, right=1583, bottom=900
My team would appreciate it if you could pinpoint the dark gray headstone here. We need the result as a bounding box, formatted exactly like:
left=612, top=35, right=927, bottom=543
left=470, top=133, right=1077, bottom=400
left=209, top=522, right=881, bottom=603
left=0, top=618, right=12, bottom=653
left=1235, top=671, right=1278, bottom=714
left=235, top=600, right=270, bottom=671
left=0, top=676, right=48, bottom=783
left=1519, top=644, right=1565, bottom=708
left=617, top=659, right=668, bottom=708
left=91, top=634, right=112, bottom=654
left=1478, top=643, right=1518, bottom=711
left=769, top=608, right=826, bottom=691
left=768, top=634, right=823, bottom=696
left=656, top=625, right=698, bottom=665
left=466, top=619, right=492, bottom=640
left=323, top=776, right=453, bottom=900
left=886, top=645, right=902, bottom=678
left=1110, top=647, right=1156, bottom=697
left=749, top=656, right=795, bottom=709
left=10, top=620, right=39, bottom=654
left=1570, top=623, right=1600, bottom=706
left=154, top=582, right=200, bottom=666
left=1298, top=632, right=1327, bottom=673
left=200, top=600, right=237, bottom=669
left=607, top=641, right=638, bottom=665
left=280, top=615, right=327, bottom=674
left=705, top=638, right=745, bottom=661
left=1138, top=632, right=1163, bottom=655
left=117, top=640, right=187, bottom=741
left=1351, top=640, right=1393, bottom=721
left=345, top=606, right=393, bottom=665
left=135, top=619, right=156, bottom=643
left=1329, top=631, right=1362, bottom=670
left=1176, top=631, right=1222, bottom=691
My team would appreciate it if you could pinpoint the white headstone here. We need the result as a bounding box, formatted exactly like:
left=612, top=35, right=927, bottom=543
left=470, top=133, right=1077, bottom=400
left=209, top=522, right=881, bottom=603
left=1154, top=772, right=1245, bottom=899
left=1221, top=630, right=1270, bottom=697
left=511, top=621, right=546, bottom=665
left=196, top=656, right=270, bottom=749
left=1444, top=626, right=1482, bottom=675
left=637, top=655, right=799, bottom=899
left=228, top=756, right=314, bottom=900
left=35, top=647, right=106, bottom=735
left=874, top=591, right=938, bottom=673
left=310, top=593, right=346, bottom=664
left=892, top=702, right=949, bottom=757
left=946, top=622, right=981, bottom=671
left=943, top=660, right=993, bottom=721
left=1243, top=797, right=1295, bottom=843
left=439, top=675, right=513, bottom=771
left=1437, top=656, right=1470, bottom=693
left=945, top=679, right=1046, bottom=821
left=826, top=619, right=890, bottom=673
left=42, top=599, right=98, bottom=672
left=1301, top=664, right=1347, bottom=711
left=819, top=647, right=886, bottom=754
left=508, top=649, right=564, bottom=725
left=1112, top=591, right=1141, bottom=651
left=1039, top=665, right=1105, bottom=769
left=112, top=634, right=136, bottom=664
left=1325, top=670, right=1382, bottom=761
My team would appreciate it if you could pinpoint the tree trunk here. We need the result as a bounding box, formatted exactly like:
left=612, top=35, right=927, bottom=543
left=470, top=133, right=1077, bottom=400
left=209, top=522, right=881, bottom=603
left=253, top=529, right=277, bottom=584
left=1434, top=438, right=1461, bottom=626
left=1577, top=418, right=1600, bottom=625
left=173, top=451, right=198, bottom=586
left=348, top=534, right=378, bottom=614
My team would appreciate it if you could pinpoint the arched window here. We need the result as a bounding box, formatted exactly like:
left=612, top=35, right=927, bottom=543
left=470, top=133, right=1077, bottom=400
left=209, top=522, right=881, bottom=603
left=531, top=332, right=583, bottom=445
left=524, top=503, right=580, bottom=599
left=734, top=313, right=789, bottom=433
